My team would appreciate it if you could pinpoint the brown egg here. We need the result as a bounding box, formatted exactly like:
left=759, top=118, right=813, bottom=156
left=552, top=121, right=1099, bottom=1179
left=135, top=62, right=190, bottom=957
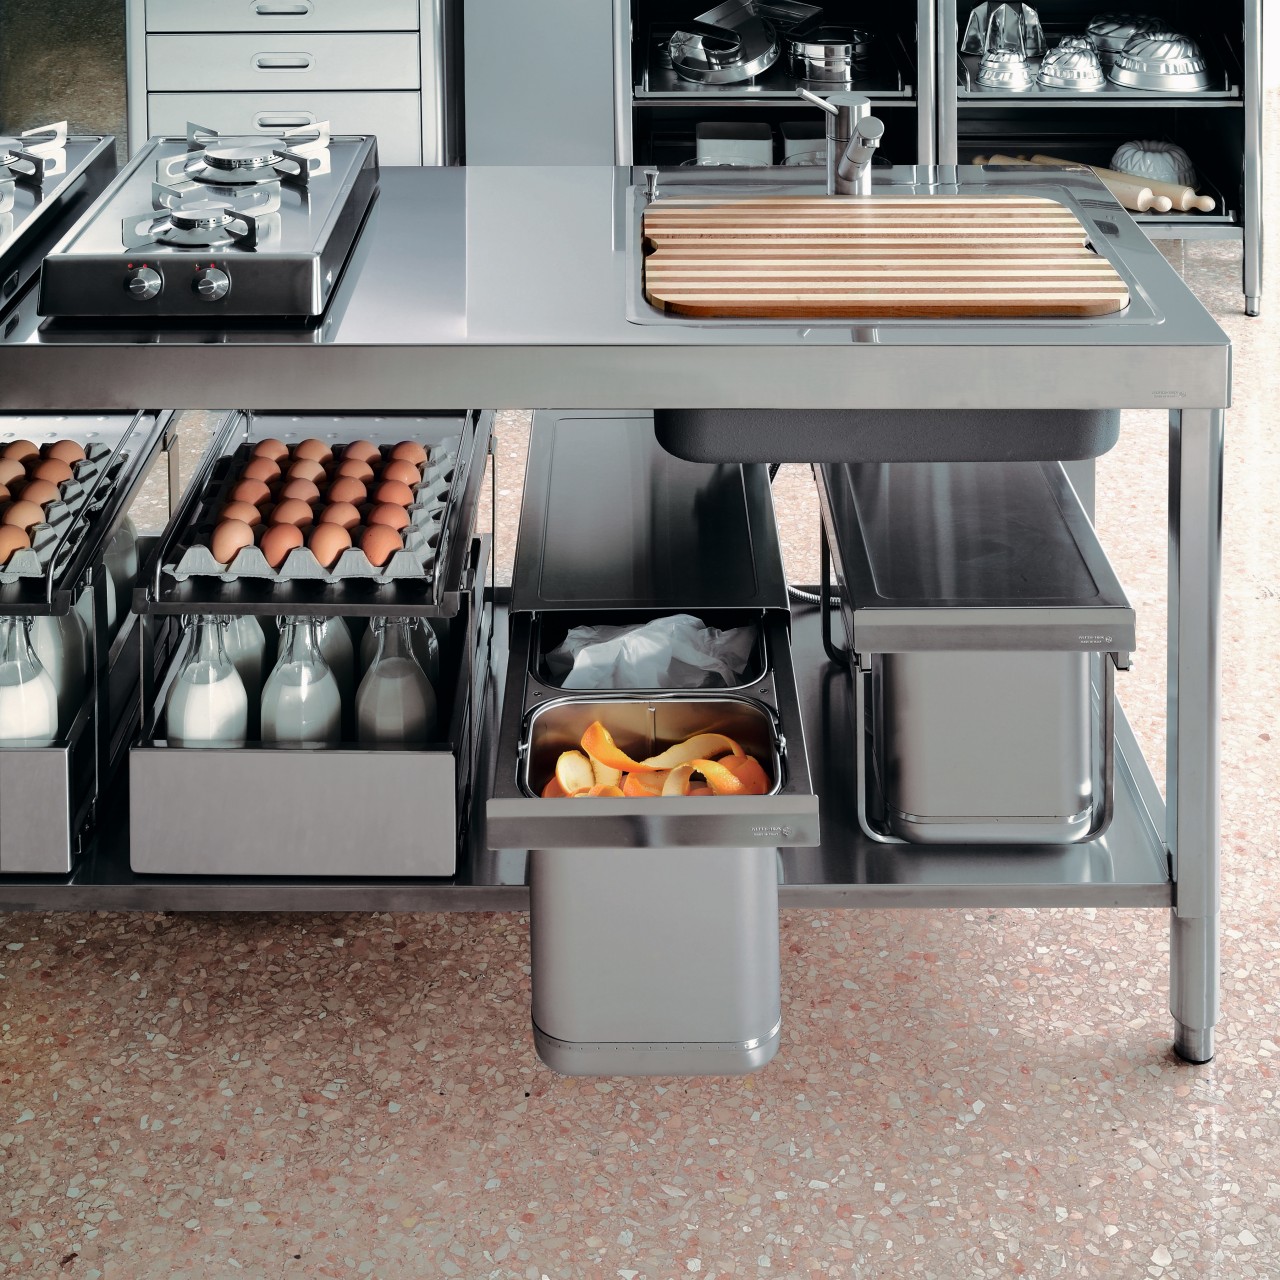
left=268, top=498, right=315, bottom=529
left=30, top=457, right=74, bottom=486
left=326, top=476, right=367, bottom=506
left=210, top=518, right=255, bottom=565
left=286, top=457, right=327, bottom=485
left=44, top=439, right=86, bottom=464
left=389, top=441, right=428, bottom=467
left=341, top=439, right=381, bottom=466
left=0, top=485, right=9, bottom=505
left=0, top=458, right=25, bottom=488
left=380, top=459, right=421, bottom=488
left=241, top=456, right=281, bottom=485
left=252, top=438, right=290, bottom=463
left=2, top=499, right=47, bottom=532
left=361, top=524, right=404, bottom=568
left=230, top=477, right=272, bottom=507
left=308, top=522, right=352, bottom=570
left=260, top=522, right=304, bottom=569
left=317, top=501, right=361, bottom=531
left=2, top=439, right=39, bottom=463
left=0, top=523, right=32, bottom=564
left=277, top=478, right=320, bottom=505
left=293, top=438, right=333, bottom=465
left=372, top=479, right=415, bottom=508
left=17, top=478, right=60, bottom=507
left=366, top=502, right=411, bottom=532
left=334, top=458, right=375, bottom=485
left=220, top=499, right=263, bottom=527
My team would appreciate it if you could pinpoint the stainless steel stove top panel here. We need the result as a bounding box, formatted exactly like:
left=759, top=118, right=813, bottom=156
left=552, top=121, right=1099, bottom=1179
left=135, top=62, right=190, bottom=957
left=37, top=132, right=378, bottom=321
left=0, top=130, right=117, bottom=313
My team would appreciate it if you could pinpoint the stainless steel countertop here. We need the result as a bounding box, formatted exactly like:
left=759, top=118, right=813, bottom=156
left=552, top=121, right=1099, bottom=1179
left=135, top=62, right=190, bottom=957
left=0, top=164, right=1231, bottom=412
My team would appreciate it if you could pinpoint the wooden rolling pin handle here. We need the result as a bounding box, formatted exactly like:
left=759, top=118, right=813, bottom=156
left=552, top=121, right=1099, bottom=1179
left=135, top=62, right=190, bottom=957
left=982, top=154, right=1168, bottom=213
left=1030, top=155, right=1215, bottom=214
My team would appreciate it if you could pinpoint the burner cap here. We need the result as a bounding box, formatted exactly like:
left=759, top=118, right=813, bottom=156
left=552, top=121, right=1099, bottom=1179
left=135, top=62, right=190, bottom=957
left=201, top=144, right=282, bottom=174
left=169, top=201, right=234, bottom=231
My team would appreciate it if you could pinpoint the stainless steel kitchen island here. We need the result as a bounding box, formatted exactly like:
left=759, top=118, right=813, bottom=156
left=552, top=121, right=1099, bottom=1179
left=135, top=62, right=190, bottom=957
left=0, top=164, right=1230, bottom=1066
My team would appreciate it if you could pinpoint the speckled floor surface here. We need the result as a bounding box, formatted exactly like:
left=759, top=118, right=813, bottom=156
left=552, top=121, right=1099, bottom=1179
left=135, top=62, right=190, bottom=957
left=4, top=67, right=1280, bottom=1280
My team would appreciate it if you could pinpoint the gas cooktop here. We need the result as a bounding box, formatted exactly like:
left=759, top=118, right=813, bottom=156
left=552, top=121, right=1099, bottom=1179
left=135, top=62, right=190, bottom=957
left=0, top=122, right=116, bottom=314
left=38, top=122, right=379, bottom=322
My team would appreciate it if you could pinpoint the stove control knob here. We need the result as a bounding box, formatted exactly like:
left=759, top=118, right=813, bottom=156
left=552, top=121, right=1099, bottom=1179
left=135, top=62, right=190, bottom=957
left=192, top=267, right=231, bottom=302
left=125, top=267, right=162, bottom=301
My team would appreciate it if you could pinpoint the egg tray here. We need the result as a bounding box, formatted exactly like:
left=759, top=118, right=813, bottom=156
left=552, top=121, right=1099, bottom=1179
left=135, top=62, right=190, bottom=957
left=161, top=437, right=462, bottom=586
left=0, top=445, right=121, bottom=586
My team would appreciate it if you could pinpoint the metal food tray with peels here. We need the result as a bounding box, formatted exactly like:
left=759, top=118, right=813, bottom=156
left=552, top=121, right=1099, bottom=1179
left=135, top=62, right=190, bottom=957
left=140, top=410, right=493, bottom=619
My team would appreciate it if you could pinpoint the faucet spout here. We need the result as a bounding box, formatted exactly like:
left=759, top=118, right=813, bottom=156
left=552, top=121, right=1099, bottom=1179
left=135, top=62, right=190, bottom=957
left=836, top=116, right=885, bottom=195
left=795, top=88, right=886, bottom=196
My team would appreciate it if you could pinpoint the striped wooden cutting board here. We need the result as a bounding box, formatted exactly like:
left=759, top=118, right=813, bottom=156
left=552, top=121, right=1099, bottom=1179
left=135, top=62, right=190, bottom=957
left=642, top=195, right=1130, bottom=319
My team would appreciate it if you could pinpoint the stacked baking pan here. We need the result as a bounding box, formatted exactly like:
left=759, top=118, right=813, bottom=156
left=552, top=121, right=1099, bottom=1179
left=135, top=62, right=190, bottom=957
left=488, top=410, right=818, bottom=1075
left=129, top=410, right=493, bottom=878
left=815, top=459, right=1134, bottom=846
left=0, top=411, right=175, bottom=873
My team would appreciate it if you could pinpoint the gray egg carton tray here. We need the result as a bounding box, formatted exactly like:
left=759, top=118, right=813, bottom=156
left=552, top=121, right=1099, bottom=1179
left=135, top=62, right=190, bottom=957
left=162, top=436, right=462, bottom=586
left=0, top=445, right=119, bottom=586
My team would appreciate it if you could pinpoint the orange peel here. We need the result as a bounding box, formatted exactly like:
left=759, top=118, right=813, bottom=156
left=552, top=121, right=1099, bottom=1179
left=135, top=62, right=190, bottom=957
left=622, top=771, right=667, bottom=798
left=541, top=775, right=568, bottom=799
left=585, top=783, right=625, bottom=797
left=555, top=749, right=596, bottom=796
left=641, top=732, right=744, bottom=769
left=591, top=758, right=623, bottom=789
left=718, top=753, right=771, bottom=796
left=580, top=721, right=655, bottom=773
left=662, top=764, right=696, bottom=797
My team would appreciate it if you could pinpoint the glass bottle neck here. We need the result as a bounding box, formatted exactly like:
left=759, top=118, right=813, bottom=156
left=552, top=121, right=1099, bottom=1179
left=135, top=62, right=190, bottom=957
left=372, top=618, right=416, bottom=665
left=281, top=617, right=329, bottom=670
left=189, top=616, right=230, bottom=666
left=0, top=614, right=39, bottom=666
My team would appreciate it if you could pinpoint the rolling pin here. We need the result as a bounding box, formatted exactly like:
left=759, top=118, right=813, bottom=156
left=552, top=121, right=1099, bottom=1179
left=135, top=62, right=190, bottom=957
left=1030, top=155, right=1215, bottom=212
left=975, top=154, right=1173, bottom=213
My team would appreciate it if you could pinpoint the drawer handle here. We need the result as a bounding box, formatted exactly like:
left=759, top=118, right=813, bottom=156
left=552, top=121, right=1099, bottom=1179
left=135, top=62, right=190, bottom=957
left=252, top=52, right=314, bottom=71
left=253, top=2, right=313, bottom=14
left=254, top=112, right=316, bottom=129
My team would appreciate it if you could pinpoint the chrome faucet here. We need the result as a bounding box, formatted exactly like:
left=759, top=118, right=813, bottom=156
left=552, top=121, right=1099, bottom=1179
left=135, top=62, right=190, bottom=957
left=796, top=89, right=885, bottom=196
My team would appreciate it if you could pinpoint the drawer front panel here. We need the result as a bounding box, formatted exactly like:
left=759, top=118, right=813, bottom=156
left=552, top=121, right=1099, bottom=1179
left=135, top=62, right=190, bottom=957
left=130, top=746, right=458, bottom=876
left=148, top=92, right=424, bottom=165
left=146, top=0, right=419, bottom=33
left=146, top=33, right=420, bottom=91
left=0, top=746, right=74, bottom=875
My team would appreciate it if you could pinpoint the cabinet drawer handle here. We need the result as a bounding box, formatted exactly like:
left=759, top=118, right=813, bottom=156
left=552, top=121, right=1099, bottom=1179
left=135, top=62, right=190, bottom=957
left=253, top=2, right=313, bottom=15
left=252, top=52, right=314, bottom=71
left=254, top=112, right=316, bottom=129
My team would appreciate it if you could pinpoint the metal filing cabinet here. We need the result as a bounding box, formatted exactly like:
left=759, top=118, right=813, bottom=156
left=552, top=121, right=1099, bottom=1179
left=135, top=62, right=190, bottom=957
left=488, top=410, right=819, bottom=1075
left=126, top=0, right=460, bottom=165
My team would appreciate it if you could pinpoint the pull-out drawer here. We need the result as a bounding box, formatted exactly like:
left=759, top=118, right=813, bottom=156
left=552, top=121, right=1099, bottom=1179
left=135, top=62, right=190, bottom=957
left=489, top=611, right=818, bottom=851
left=145, top=33, right=421, bottom=92
left=147, top=92, right=423, bottom=165
left=146, top=0, right=419, bottom=32
left=130, top=540, right=489, bottom=877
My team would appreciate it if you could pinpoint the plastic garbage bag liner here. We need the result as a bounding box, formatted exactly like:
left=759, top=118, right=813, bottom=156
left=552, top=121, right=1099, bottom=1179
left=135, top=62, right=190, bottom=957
left=545, top=613, right=757, bottom=690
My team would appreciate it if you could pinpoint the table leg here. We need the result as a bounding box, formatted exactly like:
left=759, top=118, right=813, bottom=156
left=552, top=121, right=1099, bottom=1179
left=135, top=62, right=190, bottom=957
left=1167, top=407, right=1224, bottom=1063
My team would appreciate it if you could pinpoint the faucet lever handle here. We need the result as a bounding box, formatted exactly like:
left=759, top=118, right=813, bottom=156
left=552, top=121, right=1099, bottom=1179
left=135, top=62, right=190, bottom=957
left=796, top=87, right=838, bottom=116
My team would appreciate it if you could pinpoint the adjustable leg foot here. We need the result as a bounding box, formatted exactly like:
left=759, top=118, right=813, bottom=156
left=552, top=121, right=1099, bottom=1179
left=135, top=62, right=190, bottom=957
left=1246, top=296, right=1260, bottom=317
left=1169, top=911, right=1218, bottom=1065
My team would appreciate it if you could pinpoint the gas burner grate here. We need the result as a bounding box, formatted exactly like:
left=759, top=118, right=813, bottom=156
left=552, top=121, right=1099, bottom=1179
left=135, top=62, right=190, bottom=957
left=123, top=182, right=281, bottom=251
left=158, top=120, right=332, bottom=189
left=0, top=120, right=68, bottom=190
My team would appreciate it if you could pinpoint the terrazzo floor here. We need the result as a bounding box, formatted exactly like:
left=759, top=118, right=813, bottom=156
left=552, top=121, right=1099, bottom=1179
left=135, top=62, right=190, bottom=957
left=4, top=81, right=1280, bottom=1280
